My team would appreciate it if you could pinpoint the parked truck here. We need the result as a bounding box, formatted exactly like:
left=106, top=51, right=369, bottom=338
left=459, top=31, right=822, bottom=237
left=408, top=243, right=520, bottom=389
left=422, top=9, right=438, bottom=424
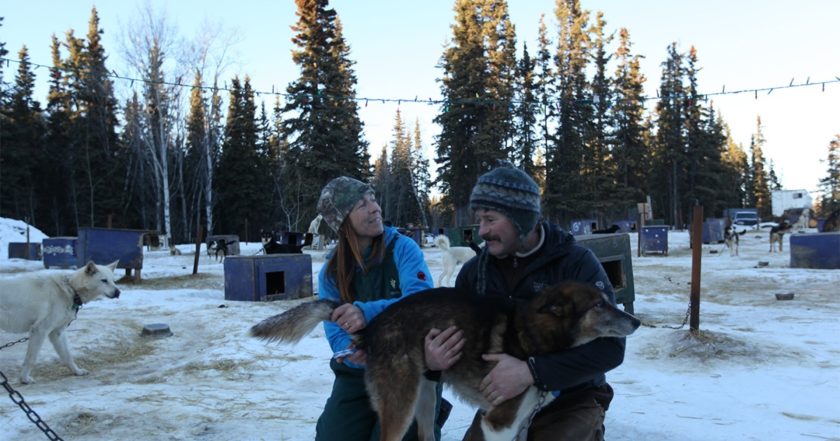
left=723, top=207, right=759, bottom=231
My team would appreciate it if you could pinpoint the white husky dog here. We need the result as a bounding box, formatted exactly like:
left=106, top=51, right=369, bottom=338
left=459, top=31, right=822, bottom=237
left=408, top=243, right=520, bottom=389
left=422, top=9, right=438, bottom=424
left=0, top=260, right=121, bottom=383
left=434, top=235, right=477, bottom=287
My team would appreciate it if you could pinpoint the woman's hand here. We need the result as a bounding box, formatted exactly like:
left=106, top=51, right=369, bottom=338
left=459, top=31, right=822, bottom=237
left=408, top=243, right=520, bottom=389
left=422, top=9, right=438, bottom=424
left=340, top=348, right=367, bottom=366
left=424, top=325, right=465, bottom=371
left=331, top=303, right=366, bottom=333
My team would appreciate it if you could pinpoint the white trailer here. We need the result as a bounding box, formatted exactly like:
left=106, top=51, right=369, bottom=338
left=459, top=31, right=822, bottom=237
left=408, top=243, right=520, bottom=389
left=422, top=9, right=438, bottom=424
left=771, top=189, right=813, bottom=217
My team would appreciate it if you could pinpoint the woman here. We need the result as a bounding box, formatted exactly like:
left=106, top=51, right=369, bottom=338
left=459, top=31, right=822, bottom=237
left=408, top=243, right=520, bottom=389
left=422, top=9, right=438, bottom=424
left=314, top=176, right=444, bottom=441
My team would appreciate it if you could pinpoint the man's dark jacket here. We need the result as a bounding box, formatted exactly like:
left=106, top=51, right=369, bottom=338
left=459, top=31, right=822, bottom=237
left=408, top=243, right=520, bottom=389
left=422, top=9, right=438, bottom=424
left=454, top=220, right=626, bottom=393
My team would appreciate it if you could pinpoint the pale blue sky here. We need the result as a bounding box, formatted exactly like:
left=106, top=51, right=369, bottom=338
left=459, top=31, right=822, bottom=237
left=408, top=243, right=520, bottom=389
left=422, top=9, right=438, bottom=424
left=3, top=0, right=839, bottom=196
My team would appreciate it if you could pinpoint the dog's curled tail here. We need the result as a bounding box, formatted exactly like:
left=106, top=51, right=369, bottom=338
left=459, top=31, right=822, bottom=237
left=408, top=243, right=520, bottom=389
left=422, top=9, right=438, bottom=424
left=250, top=300, right=339, bottom=344
left=434, top=234, right=451, bottom=250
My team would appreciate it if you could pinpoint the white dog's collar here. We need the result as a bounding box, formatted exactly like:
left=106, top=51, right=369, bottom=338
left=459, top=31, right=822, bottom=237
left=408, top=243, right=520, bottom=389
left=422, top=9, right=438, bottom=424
left=64, top=276, right=83, bottom=315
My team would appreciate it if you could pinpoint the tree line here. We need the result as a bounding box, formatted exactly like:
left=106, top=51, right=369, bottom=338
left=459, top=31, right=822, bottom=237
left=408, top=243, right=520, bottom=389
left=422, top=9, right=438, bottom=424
left=1, top=0, right=838, bottom=247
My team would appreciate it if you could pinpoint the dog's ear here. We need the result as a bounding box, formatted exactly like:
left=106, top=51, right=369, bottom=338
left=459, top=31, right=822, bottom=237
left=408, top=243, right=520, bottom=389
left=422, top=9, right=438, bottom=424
left=84, top=260, right=98, bottom=275
left=107, top=260, right=120, bottom=271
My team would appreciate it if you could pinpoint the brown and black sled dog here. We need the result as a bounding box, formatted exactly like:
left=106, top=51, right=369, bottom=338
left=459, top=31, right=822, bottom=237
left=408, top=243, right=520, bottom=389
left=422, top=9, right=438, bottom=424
left=250, top=281, right=641, bottom=441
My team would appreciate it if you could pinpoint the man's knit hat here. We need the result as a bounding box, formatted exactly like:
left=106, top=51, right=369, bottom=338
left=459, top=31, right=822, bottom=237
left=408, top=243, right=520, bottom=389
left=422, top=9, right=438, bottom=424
left=470, top=162, right=541, bottom=238
left=317, top=176, right=375, bottom=233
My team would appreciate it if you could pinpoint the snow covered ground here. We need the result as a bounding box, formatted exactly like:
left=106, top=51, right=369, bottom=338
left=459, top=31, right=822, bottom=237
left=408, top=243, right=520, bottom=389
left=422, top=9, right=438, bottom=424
left=1, top=218, right=838, bottom=440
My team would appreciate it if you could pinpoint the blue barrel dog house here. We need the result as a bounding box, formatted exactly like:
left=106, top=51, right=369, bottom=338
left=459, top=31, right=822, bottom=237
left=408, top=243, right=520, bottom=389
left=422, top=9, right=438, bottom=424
left=7, top=242, right=42, bottom=260
left=569, top=219, right=597, bottom=236
left=42, top=237, right=79, bottom=268
left=640, top=226, right=669, bottom=256
left=77, top=228, right=146, bottom=281
left=702, top=218, right=726, bottom=244
left=790, top=232, right=840, bottom=269
left=224, top=254, right=314, bottom=301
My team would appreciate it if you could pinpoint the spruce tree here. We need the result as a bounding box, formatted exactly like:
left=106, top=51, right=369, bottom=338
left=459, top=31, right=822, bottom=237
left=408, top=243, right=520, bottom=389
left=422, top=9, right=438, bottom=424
left=120, top=92, right=151, bottom=230
left=818, top=135, right=840, bottom=214
left=42, top=34, right=75, bottom=234
left=650, top=43, right=686, bottom=226
left=544, top=0, right=590, bottom=223
left=215, top=76, right=273, bottom=238
left=578, top=11, right=616, bottom=223
left=283, top=0, right=369, bottom=230
left=750, top=116, right=771, bottom=219
left=435, top=0, right=517, bottom=225
left=411, top=119, right=432, bottom=228
left=766, top=160, right=782, bottom=191
left=719, top=128, right=749, bottom=209
left=372, top=144, right=392, bottom=221
left=534, top=14, right=554, bottom=170
left=610, top=28, right=648, bottom=206
left=0, top=17, right=7, bottom=103
left=513, top=43, right=538, bottom=175
left=435, top=0, right=486, bottom=225
left=387, top=108, right=423, bottom=227
left=682, top=47, right=725, bottom=217
left=76, top=7, right=123, bottom=228
left=0, top=46, right=44, bottom=222
left=184, top=71, right=209, bottom=235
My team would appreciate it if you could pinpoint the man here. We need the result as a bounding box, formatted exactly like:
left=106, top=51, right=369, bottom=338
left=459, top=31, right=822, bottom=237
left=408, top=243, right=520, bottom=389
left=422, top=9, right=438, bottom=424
left=425, top=163, right=626, bottom=441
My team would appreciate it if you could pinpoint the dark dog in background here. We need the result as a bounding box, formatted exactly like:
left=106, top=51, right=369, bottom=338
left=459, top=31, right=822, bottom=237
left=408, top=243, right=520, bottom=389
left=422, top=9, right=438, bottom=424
left=769, top=220, right=793, bottom=253
left=260, top=230, right=308, bottom=254
left=208, top=239, right=234, bottom=262
left=823, top=209, right=840, bottom=233
left=250, top=281, right=640, bottom=441
left=592, top=225, right=621, bottom=234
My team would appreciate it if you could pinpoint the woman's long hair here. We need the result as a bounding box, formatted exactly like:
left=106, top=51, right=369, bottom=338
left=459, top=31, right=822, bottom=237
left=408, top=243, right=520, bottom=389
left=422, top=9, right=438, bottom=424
left=327, top=220, right=386, bottom=303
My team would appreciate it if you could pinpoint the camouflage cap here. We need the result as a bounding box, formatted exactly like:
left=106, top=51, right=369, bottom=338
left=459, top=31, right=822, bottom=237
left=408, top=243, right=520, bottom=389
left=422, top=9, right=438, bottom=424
left=317, top=176, right=375, bottom=233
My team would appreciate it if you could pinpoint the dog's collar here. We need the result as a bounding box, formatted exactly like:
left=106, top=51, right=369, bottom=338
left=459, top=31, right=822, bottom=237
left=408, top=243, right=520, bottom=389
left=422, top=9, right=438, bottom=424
left=64, top=276, right=83, bottom=314
left=72, top=293, right=83, bottom=314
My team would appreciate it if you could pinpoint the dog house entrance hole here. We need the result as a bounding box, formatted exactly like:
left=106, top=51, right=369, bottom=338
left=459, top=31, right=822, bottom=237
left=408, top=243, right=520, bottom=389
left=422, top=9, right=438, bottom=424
left=599, top=258, right=625, bottom=291
left=265, top=270, right=286, bottom=296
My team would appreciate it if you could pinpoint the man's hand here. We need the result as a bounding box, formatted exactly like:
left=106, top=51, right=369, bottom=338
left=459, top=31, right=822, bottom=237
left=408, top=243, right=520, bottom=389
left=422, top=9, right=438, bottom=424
left=424, top=325, right=465, bottom=371
left=331, top=303, right=366, bottom=333
left=479, top=353, right=534, bottom=406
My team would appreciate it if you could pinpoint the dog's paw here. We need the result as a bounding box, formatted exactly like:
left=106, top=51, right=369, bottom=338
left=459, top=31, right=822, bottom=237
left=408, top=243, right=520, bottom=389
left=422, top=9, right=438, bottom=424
left=73, top=368, right=90, bottom=376
left=20, top=375, right=35, bottom=384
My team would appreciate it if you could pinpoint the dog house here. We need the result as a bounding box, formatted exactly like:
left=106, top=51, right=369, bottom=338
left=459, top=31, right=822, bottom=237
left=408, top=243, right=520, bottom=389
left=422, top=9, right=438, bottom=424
left=640, top=226, right=669, bottom=256
left=790, top=232, right=840, bottom=269
left=702, top=218, right=726, bottom=244
left=446, top=225, right=481, bottom=248
left=206, top=234, right=240, bottom=256
left=7, top=242, right=42, bottom=260
left=77, top=227, right=146, bottom=281
left=224, top=254, right=314, bottom=301
left=569, top=219, right=597, bottom=236
left=576, top=233, right=636, bottom=313
left=42, top=237, right=79, bottom=268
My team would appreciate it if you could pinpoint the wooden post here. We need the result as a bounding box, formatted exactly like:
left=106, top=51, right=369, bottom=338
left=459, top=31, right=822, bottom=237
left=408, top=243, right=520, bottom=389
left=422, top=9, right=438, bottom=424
left=690, top=205, right=703, bottom=333
left=193, top=226, right=203, bottom=275
left=637, top=203, right=647, bottom=257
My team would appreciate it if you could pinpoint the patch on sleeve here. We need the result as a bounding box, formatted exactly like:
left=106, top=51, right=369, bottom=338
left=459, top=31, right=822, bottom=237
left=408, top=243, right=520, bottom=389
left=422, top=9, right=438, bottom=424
left=595, top=280, right=605, bottom=291
left=417, top=271, right=427, bottom=281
